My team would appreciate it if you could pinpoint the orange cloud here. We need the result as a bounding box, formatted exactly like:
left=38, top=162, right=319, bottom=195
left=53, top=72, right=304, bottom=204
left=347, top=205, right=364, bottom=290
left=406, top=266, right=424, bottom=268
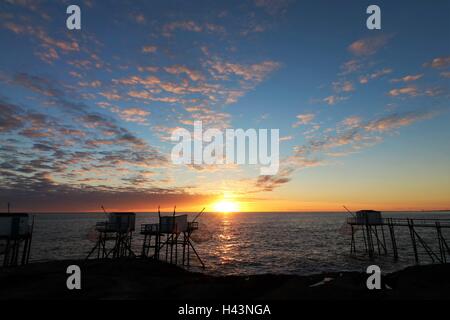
left=164, top=65, right=204, bottom=81
left=388, top=87, right=418, bottom=97
left=359, top=68, right=393, bottom=84
left=323, top=95, right=347, bottom=105
left=116, top=107, right=150, bottom=124
left=142, top=46, right=157, bottom=53
left=391, top=74, right=423, bottom=83
left=292, top=113, right=315, bottom=128
left=348, top=35, right=390, bottom=56
left=364, top=111, right=436, bottom=132
left=423, top=56, right=450, bottom=69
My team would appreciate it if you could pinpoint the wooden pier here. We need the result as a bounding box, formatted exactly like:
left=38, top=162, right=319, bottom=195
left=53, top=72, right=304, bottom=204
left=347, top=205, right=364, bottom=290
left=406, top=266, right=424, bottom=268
left=86, top=212, right=136, bottom=259
left=348, top=210, right=450, bottom=264
left=141, top=209, right=205, bottom=268
left=0, top=213, right=34, bottom=267
left=86, top=208, right=206, bottom=269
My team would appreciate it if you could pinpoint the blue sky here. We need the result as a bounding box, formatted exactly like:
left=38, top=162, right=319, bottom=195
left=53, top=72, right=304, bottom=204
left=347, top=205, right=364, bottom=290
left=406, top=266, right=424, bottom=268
left=0, top=0, right=449, bottom=212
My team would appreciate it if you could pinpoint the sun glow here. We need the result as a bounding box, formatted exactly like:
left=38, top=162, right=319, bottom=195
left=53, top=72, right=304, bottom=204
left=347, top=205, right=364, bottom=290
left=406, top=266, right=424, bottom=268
left=213, top=200, right=240, bottom=213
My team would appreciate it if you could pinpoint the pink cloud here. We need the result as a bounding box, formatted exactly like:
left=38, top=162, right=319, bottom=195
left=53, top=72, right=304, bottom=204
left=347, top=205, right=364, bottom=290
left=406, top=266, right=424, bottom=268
left=292, top=113, right=315, bottom=128
left=348, top=35, right=390, bottom=56
left=423, top=56, right=450, bottom=69
left=142, top=46, right=157, bottom=53
left=391, top=74, right=423, bottom=83
left=388, top=87, right=418, bottom=97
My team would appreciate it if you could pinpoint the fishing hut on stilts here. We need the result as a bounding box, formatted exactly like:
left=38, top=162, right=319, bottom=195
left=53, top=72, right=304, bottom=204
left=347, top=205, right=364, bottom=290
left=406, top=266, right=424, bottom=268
left=346, top=208, right=450, bottom=264
left=141, top=207, right=205, bottom=268
left=0, top=206, right=34, bottom=267
left=86, top=208, right=136, bottom=259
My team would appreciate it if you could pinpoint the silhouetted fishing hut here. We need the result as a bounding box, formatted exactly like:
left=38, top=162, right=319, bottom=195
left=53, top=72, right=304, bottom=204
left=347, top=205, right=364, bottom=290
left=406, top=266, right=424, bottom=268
left=348, top=210, right=387, bottom=258
left=86, top=212, right=136, bottom=259
left=141, top=207, right=205, bottom=268
left=347, top=209, right=450, bottom=264
left=0, top=213, right=34, bottom=267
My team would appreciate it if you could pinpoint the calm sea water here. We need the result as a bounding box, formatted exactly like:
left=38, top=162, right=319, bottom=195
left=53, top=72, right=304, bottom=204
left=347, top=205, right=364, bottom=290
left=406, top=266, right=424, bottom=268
left=27, top=211, right=450, bottom=275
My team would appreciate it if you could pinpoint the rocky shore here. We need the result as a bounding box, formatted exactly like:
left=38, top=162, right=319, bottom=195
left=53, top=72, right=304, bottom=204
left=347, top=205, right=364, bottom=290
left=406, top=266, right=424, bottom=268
left=0, top=259, right=449, bottom=300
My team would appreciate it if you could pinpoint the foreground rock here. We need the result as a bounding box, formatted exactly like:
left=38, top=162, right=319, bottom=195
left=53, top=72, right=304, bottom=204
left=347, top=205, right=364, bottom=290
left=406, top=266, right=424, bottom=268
left=0, top=259, right=449, bottom=299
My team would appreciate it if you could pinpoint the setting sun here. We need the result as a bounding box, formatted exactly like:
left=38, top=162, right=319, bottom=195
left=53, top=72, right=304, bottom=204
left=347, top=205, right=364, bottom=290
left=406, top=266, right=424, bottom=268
left=213, top=201, right=240, bottom=213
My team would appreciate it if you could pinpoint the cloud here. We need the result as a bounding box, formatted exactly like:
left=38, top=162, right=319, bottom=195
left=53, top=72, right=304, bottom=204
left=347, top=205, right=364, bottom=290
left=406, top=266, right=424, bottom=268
left=116, top=58, right=278, bottom=109
left=78, top=80, right=102, bottom=88
left=341, top=116, right=361, bottom=128
left=2, top=22, right=79, bottom=63
left=255, top=171, right=292, bottom=192
left=0, top=182, right=213, bottom=212
left=115, top=107, right=150, bottom=124
left=10, top=72, right=61, bottom=97
left=164, top=65, right=204, bottom=81
left=142, top=46, right=157, bottom=53
left=254, top=0, right=292, bottom=15
left=290, top=108, right=441, bottom=181
left=114, top=75, right=161, bottom=87
left=0, top=100, right=25, bottom=132
left=292, top=113, right=315, bottom=128
left=280, top=135, right=293, bottom=141
left=340, top=59, right=363, bottom=75
left=99, top=90, right=122, bottom=100
left=391, top=74, right=423, bottom=83
left=208, top=60, right=280, bottom=83
left=348, top=35, right=390, bottom=56
left=333, top=80, right=354, bottom=92
left=163, top=20, right=202, bottom=35
left=323, top=95, right=347, bottom=105
left=364, top=111, right=437, bottom=132
left=128, top=90, right=179, bottom=103
left=360, top=68, right=393, bottom=84
left=137, top=66, right=159, bottom=73
left=162, top=20, right=224, bottom=37
left=388, top=87, right=418, bottom=97
left=423, top=56, right=450, bottom=69
left=130, top=13, right=146, bottom=25
left=4, top=72, right=163, bottom=156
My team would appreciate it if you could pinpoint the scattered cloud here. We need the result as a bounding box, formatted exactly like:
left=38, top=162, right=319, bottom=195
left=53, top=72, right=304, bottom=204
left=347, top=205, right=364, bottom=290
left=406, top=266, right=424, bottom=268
left=293, top=113, right=315, bottom=128
left=208, top=60, right=280, bottom=83
left=255, top=168, right=292, bottom=192
left=423, top=56, right=450, bottom=69
left=340, top=59, right=363, bottom=75
left=323, top=95, right=348, bottom=105
left=391, top=74, right=423, bottom=83
left=115, top=107, right=150, bottom=124
left=348, top=35, right=390, bottom=56
left=164, top=65, right=204, bottom=81
left=341, top=116, right=361, bottom=128
left=388, top=87, right=418, bottom=97
left=333, top=80, right=354, bottom=92
left=360, top=68, right=393, bottom=84
left=130, top=13, right=146, bottom=25
left=254, top=0, right=292, bottom=15
left=162, top=20, right=224, bottom=37
left=142, top=46, right=157, bottom=53
left=364, top=110, right=437, bottom=132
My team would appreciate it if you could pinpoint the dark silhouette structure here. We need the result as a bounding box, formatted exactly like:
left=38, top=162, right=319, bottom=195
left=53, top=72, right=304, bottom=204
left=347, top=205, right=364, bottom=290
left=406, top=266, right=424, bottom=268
left=141, top=207, right=205, bottom=268
left=0, top=213, right=34, bottom=267
left=348, top=210, right=450, bottom=263
left=86, top=212, right=136, bottom=259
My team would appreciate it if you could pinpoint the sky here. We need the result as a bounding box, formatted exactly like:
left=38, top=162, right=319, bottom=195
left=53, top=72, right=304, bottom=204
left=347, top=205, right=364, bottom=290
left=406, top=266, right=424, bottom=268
left=0, top=0, right=449, bottom=212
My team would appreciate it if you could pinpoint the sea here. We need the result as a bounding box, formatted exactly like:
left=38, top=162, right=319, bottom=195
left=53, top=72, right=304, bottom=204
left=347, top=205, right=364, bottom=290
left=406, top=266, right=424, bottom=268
left=24, top=211, right=450, bottom=276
